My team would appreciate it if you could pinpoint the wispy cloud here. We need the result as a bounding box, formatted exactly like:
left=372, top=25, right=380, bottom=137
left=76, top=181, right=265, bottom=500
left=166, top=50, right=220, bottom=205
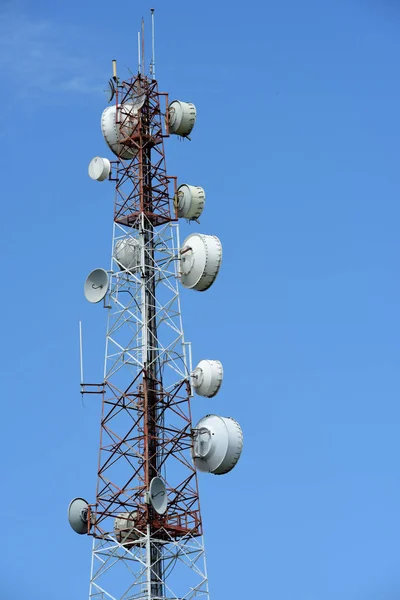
left=0, top=7, right=103, bottom=98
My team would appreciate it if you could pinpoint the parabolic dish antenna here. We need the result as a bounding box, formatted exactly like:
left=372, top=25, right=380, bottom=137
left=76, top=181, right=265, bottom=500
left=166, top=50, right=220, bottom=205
left=192, top=415, right=243, bottom=475
left=114, top=237, right=141, bottom=273
left=84, top=269, right=109, bottom=303
left=149, top=477, right=168, bottom=515
left=68, top=497, right=90, bottom=535
left=175, top=184, right=205, bottom=220
left=168, top=100, right=196, bottom=137
left=180, top=233, right=222, bottom=291
left=130, top=80, right=146, bottom=111
left=88, top=156, right=111, bottom=182
left=101, top=104, right=138, bottom=159
left=106, top=78, right=116, bottom=103
left=192, top=360, right=223, bottom=398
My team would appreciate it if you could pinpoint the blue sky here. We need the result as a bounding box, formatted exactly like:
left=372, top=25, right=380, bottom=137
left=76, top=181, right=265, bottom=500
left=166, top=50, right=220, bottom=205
left=1, top=0, right=400, bottom=598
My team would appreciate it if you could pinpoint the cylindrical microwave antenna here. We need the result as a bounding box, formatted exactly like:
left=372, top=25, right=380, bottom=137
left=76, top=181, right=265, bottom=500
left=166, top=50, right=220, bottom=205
left=114, top=237, right=141, bottom=273
left=192, top=360, right=223, bottom=397
left=101, top=104, right=138, bottom=159
left=88, top=157, right=111, bottom=181
left=192, top=415, right=243, bottom=475
left=176, top=184, right=205, bottom=220
left=168, top=101, right=196, bottom=136
left=180, top=233, right=222, bottom=291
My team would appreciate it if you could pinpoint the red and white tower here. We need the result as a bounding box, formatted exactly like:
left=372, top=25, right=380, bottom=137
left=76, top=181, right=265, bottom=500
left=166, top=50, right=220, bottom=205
left=68, top=12, right=243, bottom=600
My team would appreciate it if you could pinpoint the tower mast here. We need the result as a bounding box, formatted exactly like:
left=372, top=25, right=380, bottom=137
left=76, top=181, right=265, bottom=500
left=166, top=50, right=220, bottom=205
left=141, top=79, right=163, bottom=598
left=68, top=11, right=243, bottom=600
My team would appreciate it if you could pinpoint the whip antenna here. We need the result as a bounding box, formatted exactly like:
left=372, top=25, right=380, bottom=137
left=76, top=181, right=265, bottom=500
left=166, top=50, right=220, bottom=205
left=150, top=8, right=156, bottom=79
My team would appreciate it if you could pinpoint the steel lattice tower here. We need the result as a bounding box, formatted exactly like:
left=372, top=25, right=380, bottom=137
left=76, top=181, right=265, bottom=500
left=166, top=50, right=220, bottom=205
left=68, top=14, right=243, bottom=600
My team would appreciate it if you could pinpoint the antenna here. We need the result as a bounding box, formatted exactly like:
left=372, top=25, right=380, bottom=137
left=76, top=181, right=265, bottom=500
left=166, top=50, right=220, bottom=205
left=84, top=269, right=109, bottom=303
left=88, top=156, right=111, bottom=181
left=137, top=31, right=141, bottom=74
left=79, top=321, right=84, bottom=384
left=192, top=415, right=243, bottom=474
left=141, top=17, right=145, bottom=75
left=192, top=359, right=223, bottom=397
left=150, top=8, right=155, bottom=79
left=149, top=477, right=168, bottom=514
left=176, top=183, right=205, bottom=220
left=179, top=233, right=222, bottom=291
left=68, top=498, right=90, bottom=534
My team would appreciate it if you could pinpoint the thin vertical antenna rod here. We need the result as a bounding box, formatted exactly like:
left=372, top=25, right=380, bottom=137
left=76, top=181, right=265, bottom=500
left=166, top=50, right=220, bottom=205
left=137, top=32, right=141, bottom=74
left=79, top=321, right=84, bottom=384
left=141, top=17, right=145, bottom=75
left=151, top=8, right=155, bottom=79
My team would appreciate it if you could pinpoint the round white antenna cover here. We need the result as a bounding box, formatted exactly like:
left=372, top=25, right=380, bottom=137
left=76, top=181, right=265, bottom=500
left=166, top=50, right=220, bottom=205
left=101, top=104, right=138, bottom=159
left=68, top=497, right=89, bottom=534
left=168, top=100, right=196, bottom=136
left=114, top=238, right=141, bottom=273
left=114, top=511, right=139, bottom=544
left=192, top=415, right=243, bottom=475
left=176, top=184, right=205, bottom=220
left=88, top=157, right=111, bottom=181
left=180, top=233, right=222, bottom=291
left=149, top=477, right=168, bottom=515
left=192, top=360, right=223, bottom=398
left=84, top=269, right=109, bottom=303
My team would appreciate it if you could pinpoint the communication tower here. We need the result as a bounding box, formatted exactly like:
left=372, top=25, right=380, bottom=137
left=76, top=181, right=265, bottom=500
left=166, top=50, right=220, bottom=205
left=68, top=11, right=243, bottom=600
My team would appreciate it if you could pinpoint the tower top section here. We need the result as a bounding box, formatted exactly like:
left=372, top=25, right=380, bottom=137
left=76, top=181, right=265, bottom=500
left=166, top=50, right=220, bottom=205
left=105, top=7, right=156, bottom=105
